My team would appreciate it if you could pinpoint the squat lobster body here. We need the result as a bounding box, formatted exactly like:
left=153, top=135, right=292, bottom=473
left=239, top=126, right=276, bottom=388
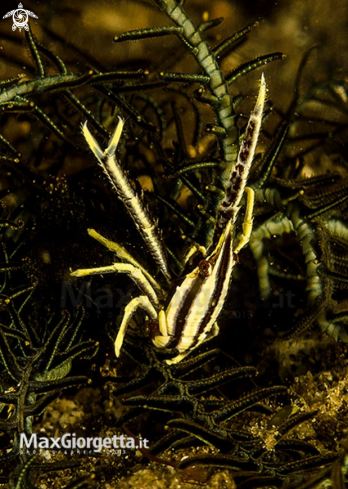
left=71, top=75, right=266, bottom=364
left=152, top=219, right=235, bottom=362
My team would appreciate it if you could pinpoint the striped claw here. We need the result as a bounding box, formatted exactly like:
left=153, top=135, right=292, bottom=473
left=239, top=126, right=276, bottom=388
left=82, top=119, right=171, bottom=282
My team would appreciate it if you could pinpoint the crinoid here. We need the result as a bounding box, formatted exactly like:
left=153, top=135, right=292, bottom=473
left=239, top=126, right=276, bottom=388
left=0, top=1, right=346, bottom=488
left=0, top=202, right=99, bottom=486
left=0, top=287, right=99, bottom=485
left=248, top=78, right=348, bottom=343
left=67, top=3, right=345, bottom=484
left=106, top=335, right=338, bottom=488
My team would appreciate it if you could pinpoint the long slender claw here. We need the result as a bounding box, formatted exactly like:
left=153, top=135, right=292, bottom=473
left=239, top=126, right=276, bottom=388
left=82, top=119, right=171, bottom=281
left=215, top=74, right=266, bottom=234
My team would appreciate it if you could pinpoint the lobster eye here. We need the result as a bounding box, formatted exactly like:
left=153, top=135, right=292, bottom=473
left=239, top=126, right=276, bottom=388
left=147, top=319, right=160, bottom=339
left=198, top=259, right=212, bottom=277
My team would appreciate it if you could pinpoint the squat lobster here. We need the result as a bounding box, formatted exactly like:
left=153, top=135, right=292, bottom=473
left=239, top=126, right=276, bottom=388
left=71, top=75, right=266, bottom=364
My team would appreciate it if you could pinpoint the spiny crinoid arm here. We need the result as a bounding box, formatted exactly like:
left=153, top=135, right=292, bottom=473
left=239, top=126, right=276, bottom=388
left=249, top=213, right=295, bottom=299
left=215, top=74, right=266, bottom=234
left=151, top=0, right=238, bottom=184
left=82, top=118, right=171, bottom=282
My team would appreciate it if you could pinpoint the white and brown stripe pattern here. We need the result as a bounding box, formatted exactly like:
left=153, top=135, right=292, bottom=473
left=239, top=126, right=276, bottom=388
left=153, top=77, right=266, bottom=363
left=152, top=221, right=234, bottom=363
left=77, top=76, right=266, bottom=365
left=215, top=74, right=266, bottom=235
left=82, top=119, right=171, bottom=282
